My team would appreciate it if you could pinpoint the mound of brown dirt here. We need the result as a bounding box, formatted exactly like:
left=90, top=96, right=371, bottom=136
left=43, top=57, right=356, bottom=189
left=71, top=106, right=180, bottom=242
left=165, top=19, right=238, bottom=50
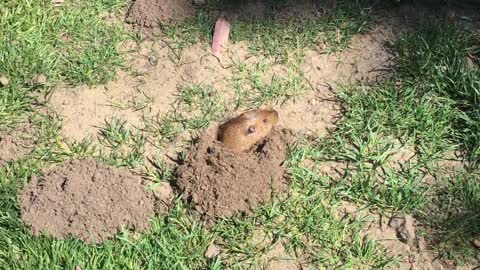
left=19, top=159, right=155, bottom=244
left=126, top=0, right=196, bottom=28
left=0, top=125, right=37, bottom=165
left=0, top=135, right=33, bottom=165
left=176, top=125, right=291, bottom=218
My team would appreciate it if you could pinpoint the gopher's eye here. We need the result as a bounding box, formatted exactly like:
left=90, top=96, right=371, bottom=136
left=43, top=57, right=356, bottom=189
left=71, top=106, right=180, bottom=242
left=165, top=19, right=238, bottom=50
left=248, top=126, right=256, bottom=133
left=263, top=118, right=268, bottom=123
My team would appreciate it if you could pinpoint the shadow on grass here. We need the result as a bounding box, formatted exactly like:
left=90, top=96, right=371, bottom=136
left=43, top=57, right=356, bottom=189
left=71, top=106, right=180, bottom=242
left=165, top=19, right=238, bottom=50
left=427, top=170, right=480, bottom=263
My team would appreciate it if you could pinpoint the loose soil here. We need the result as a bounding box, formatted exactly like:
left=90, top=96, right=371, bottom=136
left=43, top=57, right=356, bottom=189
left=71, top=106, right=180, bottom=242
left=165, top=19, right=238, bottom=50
left=126, top=0, right=196, bottom=36
left=19, top=159, right=155, bottom=244
left=0, top=124, right=37, bottom=165
left=47, top=42, right=231, bottom=144
left=49, top=26, right=393, bottom=147
left=48, top=0, right=404, bottom=151
left=176, top=125, right=292, bottom=218
left=0, top=135, right=33, bottom=165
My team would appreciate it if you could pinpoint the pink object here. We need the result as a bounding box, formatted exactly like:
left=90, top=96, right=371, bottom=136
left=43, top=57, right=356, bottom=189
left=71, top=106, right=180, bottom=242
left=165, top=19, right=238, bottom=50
left=212, top=16, right=230, bottom=58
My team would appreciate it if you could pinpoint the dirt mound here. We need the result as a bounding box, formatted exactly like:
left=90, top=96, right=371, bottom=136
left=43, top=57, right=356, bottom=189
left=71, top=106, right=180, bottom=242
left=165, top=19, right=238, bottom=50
left=0, top=135, right=33, bottom=165
left=176, top=125, right=291, bottom=218
left=19, top=159, right=155, bottom=244
left=0, top=125, right=37, bottom=165
left=126, top=0, right=196, bottom=29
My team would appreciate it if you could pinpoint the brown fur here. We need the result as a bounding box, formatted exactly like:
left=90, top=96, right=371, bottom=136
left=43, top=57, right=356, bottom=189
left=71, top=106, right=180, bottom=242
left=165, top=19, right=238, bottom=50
left=217, top=109, right=279, bottom=152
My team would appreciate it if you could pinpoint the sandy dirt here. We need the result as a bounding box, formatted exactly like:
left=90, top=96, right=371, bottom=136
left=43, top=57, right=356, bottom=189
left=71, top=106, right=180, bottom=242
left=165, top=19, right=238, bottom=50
left=48, top=24, right=395, bottom=145
left=47, top=1, right=401, bottom=147
left=19, top=159, right=155, bottom=244
left=48, top=42, right=231, bottom=144
left=0, top=124, right=37, bottom=165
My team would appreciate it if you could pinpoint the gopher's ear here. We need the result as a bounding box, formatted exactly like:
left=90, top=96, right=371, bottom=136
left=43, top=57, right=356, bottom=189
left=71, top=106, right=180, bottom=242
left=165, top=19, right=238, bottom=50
left=247, top=125, right=256, bottom=133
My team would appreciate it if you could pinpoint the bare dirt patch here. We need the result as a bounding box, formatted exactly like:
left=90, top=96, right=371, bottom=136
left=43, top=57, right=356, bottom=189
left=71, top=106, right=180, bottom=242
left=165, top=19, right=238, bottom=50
left=265, top=241, right=302, bottom=270
left=48, top=41, right=231, bottom=144
left=19, top=159, right=155, bottom=244
left=0, top=124, right=37, bottom=165
left=49, top=8, right=399, bottom=158
left=0, top=136, right=33, bottom=165
left=284, top=21, right=396, bottom=136
left=302, top=22, right=395, bottom=88
left=276, top=85, right=341, bottom=136
left=176, top=125, right=292, bottom=218
left=152, top=181, right=175, bottom=214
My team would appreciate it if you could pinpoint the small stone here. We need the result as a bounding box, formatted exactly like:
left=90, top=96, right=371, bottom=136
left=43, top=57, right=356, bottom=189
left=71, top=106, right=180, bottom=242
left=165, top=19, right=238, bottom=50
left=205, top=243, right=221, bottom=258
left=338, top=203, right=357, bottom=217
left=59, top=32, right=71, bottom=42
left=153, top=182, right=174, bottom=202
left=472, top=239, right=480, bottom=248
left=75, top=266, right=82, bottom=270
left=31, top=74, right=47, bottom=85
left=52, top=0, right=64, bottom=6
left=466, top=56, right=477, bottom=70
left=0, top=76, right=8, bottom=86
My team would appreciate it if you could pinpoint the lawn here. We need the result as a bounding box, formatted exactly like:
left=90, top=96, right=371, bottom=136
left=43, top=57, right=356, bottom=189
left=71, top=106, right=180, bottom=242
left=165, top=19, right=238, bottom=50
left=0, top=0, right=479, bottom=269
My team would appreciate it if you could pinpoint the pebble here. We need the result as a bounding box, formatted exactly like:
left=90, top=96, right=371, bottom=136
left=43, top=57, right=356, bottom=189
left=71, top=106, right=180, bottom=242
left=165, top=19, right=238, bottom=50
left=466, top=56, right=476, bottom=70
left=0, top=76, right=8, bottom=86
left=52, top=0, right=64, bottom=6
left=472, top=239, right=480, bottom=248
left=205, top=243, right=221, bottom=258
left=31, top=74, right=47, bottom=85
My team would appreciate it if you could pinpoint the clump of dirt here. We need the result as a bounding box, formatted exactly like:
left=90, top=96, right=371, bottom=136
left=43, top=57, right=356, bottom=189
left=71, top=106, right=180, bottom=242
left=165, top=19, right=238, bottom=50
left=0, top=135, right=33, bottom=165
left=126, top=0, right=196, bottom=34
left=176, top=125, right=292, bottom=218
left=19, top=159, right=155, bottom=244
left=0, top=125, right=37, bottom=165
left=337, top=204, right=477, bottom=270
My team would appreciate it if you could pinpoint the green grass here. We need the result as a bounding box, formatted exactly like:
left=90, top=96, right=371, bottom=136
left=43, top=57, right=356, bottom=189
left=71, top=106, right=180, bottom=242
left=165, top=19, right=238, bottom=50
left=97, top=118, right=146, bottom=168
left=160, top=0, right=372, bottom=63
left=143, top=84, right=227, bottom=146
left=425, top=169, right=480, bottom=264
left=2, top=0, right=480, bottom=269
left=0, top=147, right=398, bottom=269
left=0, top=197, right=216, bottom=269
left=306, top=19, right=480, bottom=263
left=0, top=0, right=129, bottom=126
left=0, top=0, right=128, bottom=87
left=232, top=59, right=307, bottom=108
left=210, top=143, right=398, bottom=269
left=394, top=21, right=480, bottom=163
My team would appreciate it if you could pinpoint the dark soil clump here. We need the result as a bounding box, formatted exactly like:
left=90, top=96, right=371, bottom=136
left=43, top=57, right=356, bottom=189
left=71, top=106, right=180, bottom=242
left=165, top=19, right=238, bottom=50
left=126, top=0, right=196, bottom=36
left=176, top=125, right=292, bottom=218
left=19, top=159, right=155, bottom=244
